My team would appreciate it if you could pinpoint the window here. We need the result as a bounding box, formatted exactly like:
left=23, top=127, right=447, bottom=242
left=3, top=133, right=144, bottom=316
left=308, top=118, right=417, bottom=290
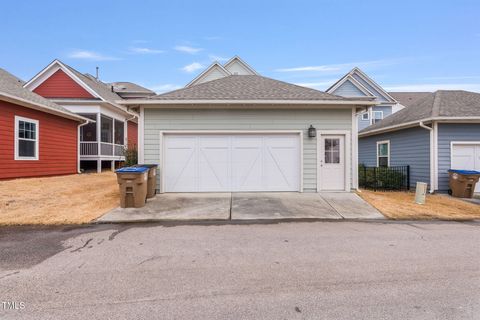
left=325, top=138, right=340, bottom=164
left=377, top=140, right=390, bottom=167
left=101, top=115, right=113, bottom=143
left=79, top=114, right=97, bottom=142
left=372, top=111, right=383, bottom=124
left=114, top=119, right=124, bottom=145
left=361, top=112, right=369, bottom=121
left=15, top=116, right=39, bottom=160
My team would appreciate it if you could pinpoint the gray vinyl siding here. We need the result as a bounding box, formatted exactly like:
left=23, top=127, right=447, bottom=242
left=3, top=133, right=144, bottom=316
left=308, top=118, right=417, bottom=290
left=373, top=105, right=392, bottom=118
left=357, top=105, right=393, bottom=131
left=351, top=74, right=390, bottom=103
left=437, top=123, right=480, bottom=191
left=359, top=126, right=431, bottom=189
left=144, top=107, right=353, bottom=192
left=333, top=79, right=366, bottom=97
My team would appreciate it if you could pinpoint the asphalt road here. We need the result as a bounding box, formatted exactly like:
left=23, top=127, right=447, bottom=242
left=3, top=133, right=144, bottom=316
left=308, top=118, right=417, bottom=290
left=0, top=220, right=479, bottom=319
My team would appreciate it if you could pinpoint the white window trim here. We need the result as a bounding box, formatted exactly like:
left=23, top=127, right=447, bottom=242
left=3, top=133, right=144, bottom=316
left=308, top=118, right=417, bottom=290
left=376, top=140, right=390, bottom=167
left=14, top=116, right=39, bottom=161
left=361, top=111, right=370, bottom=121
left=372, top=110, right=384, bottom=124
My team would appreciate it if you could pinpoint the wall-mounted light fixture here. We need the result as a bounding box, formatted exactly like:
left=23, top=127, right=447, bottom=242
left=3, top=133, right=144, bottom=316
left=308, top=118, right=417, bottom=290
left=308, top=125, right=316, bottom=138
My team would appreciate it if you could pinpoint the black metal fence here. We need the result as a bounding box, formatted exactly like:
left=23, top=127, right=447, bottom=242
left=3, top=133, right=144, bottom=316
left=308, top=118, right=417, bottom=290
left=359, top=165, right=410, bottom=191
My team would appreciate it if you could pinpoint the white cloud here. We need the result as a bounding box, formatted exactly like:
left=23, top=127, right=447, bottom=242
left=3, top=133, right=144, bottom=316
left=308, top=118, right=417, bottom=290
left=275, top=59, right=402, bottom=73
left=174, top=45, right=203, bottom=54
left=208, top=54, right=229, bottom=62
left=181, top=62, right=204, bottom=73
left=68, top=50, right=120, bottom=61
left=384, top=83, right=480, bottom=92
left=129, top=47, right=165, bottom=54
left=149, top=83, right=183, bottom=93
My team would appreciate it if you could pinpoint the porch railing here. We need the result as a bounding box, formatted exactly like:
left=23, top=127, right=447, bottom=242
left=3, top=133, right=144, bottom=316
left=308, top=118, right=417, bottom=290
left=80, top=142, right=98, bottom=156
left=359, top=165, right=410, bottom=191
left=80, top=142, right=125, bottom=157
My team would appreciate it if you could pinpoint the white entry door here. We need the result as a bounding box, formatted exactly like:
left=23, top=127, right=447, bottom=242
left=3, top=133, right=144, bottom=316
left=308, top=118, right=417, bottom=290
left=163, top=134, right=301, bottom=192
left=319, top=135, right=346, bottom=191
left=451, top=143, right=480, bottom=192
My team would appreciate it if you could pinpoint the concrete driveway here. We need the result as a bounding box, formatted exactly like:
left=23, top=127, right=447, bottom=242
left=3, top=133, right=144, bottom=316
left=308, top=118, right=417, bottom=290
left=98, top=192, right=383, bottom=223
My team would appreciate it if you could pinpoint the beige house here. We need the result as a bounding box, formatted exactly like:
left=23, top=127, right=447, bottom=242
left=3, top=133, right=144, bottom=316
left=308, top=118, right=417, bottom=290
left=120, top=57, right=374, bottom=193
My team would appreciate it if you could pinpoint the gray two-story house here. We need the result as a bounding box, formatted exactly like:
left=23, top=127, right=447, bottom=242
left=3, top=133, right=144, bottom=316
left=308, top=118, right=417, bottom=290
left=358, top=90, right=480, bottom=193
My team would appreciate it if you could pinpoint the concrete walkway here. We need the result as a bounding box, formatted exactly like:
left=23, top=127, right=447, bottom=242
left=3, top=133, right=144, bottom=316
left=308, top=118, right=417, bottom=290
left=98, top=192, right=384, bottom=223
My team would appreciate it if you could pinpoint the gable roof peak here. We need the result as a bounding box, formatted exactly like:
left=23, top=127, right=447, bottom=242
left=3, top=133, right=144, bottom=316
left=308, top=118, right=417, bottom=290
left=223, top=56, right=258, bottom=75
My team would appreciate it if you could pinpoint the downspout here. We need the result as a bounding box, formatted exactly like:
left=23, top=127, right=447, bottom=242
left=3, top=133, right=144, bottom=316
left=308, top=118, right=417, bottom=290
left=77, top=120, right=91, bottom=174
left=419, top=121, right=435, bottom=193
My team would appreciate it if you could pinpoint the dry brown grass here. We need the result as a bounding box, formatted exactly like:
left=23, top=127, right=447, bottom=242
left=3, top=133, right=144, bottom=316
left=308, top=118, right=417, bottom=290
left=0, top=172, right=119, bottom=225
left=357, top=189, right=480, bottom=220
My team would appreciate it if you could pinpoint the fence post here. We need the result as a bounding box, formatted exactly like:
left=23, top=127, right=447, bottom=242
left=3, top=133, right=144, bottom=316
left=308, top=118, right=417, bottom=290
left=373, top=167, right=377, bottom=191
left=407, top=165, right=410, bottom=191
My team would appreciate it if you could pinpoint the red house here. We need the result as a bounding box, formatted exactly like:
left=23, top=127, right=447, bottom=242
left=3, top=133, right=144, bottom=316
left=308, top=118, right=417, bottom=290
left=23, top=60, right=153, bottom=172
left=0, top=68, right=90, bottom=180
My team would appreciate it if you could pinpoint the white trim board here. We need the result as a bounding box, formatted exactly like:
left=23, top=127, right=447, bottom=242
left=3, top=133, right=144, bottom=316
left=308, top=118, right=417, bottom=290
left=118, top=99, right=377, bottom=106
left=327, top=74, right=376, bottom=98
left=185, top=62, right=231, bottom=88
left=223, top=56, right=258, bottom=75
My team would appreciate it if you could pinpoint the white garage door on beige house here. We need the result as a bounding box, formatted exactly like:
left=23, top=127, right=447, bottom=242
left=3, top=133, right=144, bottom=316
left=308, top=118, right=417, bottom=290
left=119, top=57, right=374, bottom=193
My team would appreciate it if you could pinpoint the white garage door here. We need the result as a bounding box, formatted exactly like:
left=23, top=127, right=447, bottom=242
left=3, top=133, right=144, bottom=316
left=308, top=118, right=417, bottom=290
left=163, top=134, right=301, bottom=192
left=451, top=143, right=480, bottom=192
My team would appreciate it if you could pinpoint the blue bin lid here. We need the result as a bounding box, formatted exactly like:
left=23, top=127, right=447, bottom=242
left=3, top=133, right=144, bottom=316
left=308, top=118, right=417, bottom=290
left=116, top=166, right=149, bottom=173
left=448, top=169, right=480, bottom=175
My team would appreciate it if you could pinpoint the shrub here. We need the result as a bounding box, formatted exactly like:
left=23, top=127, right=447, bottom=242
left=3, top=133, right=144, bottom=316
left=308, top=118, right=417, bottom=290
left=358, top=164, right=408, bottom=190
left=123, top=144, right=138, bottom=167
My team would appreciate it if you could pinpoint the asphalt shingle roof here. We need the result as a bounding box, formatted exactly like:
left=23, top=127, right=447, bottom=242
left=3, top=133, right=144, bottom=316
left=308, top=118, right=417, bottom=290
left=110, top=82, right=155, bottom=94
left=388, top=92, right=432, bottom=107
left=360, top=90, right=480, bottom=134
left=63, top=64, right=122, bottom=102
left=0, top=68, right=84, bottom=120
left=149, top=75, right=346, bottom=101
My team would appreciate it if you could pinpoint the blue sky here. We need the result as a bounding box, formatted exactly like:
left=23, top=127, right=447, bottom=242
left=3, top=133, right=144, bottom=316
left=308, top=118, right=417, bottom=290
left=1, top=0, right=480, bottom=93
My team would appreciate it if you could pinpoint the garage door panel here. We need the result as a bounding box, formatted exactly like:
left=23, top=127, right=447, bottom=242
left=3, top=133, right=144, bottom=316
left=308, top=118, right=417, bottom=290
left=265, top=146, right=300, bottom=191
left=164, top=134, right=301, bottom=192
left=164, top=137, right=196, bottom=192
left=198, top=139, right=231, bottom=191
left=232, top=136, right=263, bottom=191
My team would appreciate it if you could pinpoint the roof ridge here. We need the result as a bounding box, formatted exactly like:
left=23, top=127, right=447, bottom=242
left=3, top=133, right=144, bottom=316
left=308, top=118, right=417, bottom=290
left=431, top=91, right=441, bottom=117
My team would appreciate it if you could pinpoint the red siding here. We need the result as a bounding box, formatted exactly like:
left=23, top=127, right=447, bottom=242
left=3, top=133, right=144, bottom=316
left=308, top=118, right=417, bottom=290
left=33, top=69, right=94, bottom=99
left=0, top=100, right=79, bottom=179
left=127, top=121, right=138, bottom=147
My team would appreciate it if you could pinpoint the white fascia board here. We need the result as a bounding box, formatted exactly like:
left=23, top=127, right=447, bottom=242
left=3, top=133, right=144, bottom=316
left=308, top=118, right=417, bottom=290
left=223, top=56, right=258, bottom=75
left=117, top=99, right=378, bottom=106
left=359, top=117, right=480, bottom=137
left=358, top=119, right=431, bottom=137
left=0, top=92, right=91, bottom=122
left=351, top=68, right=396, bottom=103
left=327, top=74, right=376, bottom=98
left=24, top=60, right=101, bottom=100
left=185, top=62, right=231, bottom=87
